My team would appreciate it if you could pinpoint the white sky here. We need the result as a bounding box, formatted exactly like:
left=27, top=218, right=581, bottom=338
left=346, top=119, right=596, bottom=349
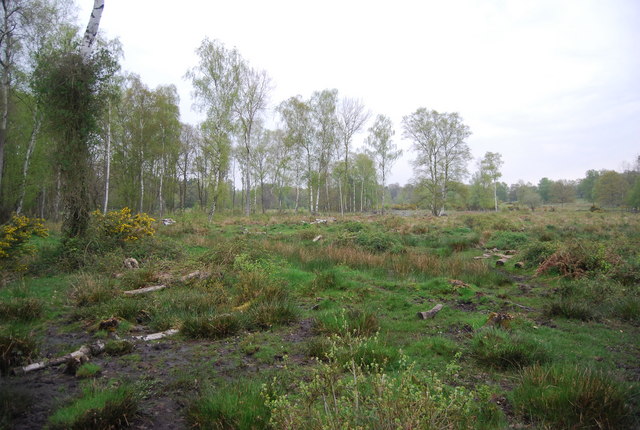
left=79, top=0, right=640, bottom=186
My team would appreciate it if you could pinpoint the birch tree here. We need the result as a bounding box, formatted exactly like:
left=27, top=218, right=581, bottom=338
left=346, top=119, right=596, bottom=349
left=479, top=151, right=503, bottom=211
left=33, top=0, right=115, bottom=237
left=366, top=114, right=401, bottom=215
left=186, top=38, right=242, bottom=219
left=337, top=97, right=368, bottom=214
left=402, top=108, right=471, bottom=216
left=278, top=96, right=314, bottom=212
left=235, top=66, right=270, bottom=216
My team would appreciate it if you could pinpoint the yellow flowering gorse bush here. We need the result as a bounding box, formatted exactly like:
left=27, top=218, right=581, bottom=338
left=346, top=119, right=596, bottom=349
left=92, top=207, right=155, bottom=242
left=0, top=214, right=48, bottom=272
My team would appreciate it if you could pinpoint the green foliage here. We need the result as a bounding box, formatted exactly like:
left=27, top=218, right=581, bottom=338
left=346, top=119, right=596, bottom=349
left=265, top=352, right=486, bottom=429
left=0, top=329, right=38, bottom=375
left=75, top=362, right=102, bottom=379
left=47, top=382, right=138, bottom=430
left=512, top=364, right=633, bottom=429
left=0, top=297, right=43, bottom=321
left=34, top=48, right=119, bottom=238
left=182, top=313, right=242, bottom=340
left=314, top=308, right=379, bottom=337
left=246, top=298, right=299, bottom=329
left=471, top=327, right=550, bottom=370
left=0, top=215, right=48, bottom=277
left=188, top=380, right=270, bottom=430
left=485, top=231, right=529, bottom=250
left=103, top=340, right=134, bottom=356
left=92, top=208, right=155, bottom=243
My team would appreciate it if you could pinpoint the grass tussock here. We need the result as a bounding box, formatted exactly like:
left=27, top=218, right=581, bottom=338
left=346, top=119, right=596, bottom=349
left=471, top=327, right=550, bottom=370
left=188, top=380, right=270, bottom=430
left=47, top=382, right=138, bottom=430
left=513, top=364, right=634, bottom=429
left=0, top=297, right=43, bottom=321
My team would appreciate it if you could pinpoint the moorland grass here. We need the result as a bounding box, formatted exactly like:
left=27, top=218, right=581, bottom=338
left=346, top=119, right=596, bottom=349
left=47, top=382, right=138, bottom=430
left=512, top=364, right=634, bottom=429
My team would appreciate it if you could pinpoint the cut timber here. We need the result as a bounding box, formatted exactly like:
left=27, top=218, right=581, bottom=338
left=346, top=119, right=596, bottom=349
left=123, top=284, right=167, bottom=296
left=13, top=341, right=105, bottom=375
left=313, top=235, right=323, bottom=242
left=132, top=329, right=179, bottom=341
left=496, top=259, right=508, bottom=266
left=123, top=258, right=139, bottom=269
left=514, top=261, right=525, bottom=269
left=417, top=304, right=444, bottom=319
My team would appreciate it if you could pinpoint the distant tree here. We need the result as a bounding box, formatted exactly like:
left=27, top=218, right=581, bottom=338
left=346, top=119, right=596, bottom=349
left=365, top=114, right=401, bottom=215
left=537, top=177, right=552, bottom=203
left=337, top=97, right=369, bottom=214
left=474, top=151, right=503, bottom=211
left=594, top=170, right=629, bottom=207
left=402, top=108, right=471, bottom=215
left=627, top=177, right=640, bottom=211
left=549, top=180, right=576, bottom=206
left=521, top=188, right=542, bottom=211
left=577, top=169, right=600, bottom=203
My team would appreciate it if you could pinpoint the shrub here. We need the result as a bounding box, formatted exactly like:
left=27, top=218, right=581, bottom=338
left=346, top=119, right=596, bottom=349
left=0, top=214, right=48, bottom=278
left=521, top=241, right=557, bottom=268
left=512, top=364, right=633, bottom=429
left=188, top=380, right=270, bottom=430
left=471, top=327, right=550, bottom=370
left=355, top=231, right=403, bottom=254
left=48, top=382, right=138, bottom=430
left=92, top=207, right=155, bottom=243
left=536, top=241, right=615, bottom=279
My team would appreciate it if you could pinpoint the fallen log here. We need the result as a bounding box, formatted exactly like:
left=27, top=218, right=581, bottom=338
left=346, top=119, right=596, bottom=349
left=417, top=304, right=444, bottom=320
left=123, top=284, right=167, bottom=296
left=313, top=235, right=323, bottom=242
left=496, top=259, right=508, bottom=266
left=131, top=329, right=179, bottom=341
left=13, top=341, right=105, bottom=375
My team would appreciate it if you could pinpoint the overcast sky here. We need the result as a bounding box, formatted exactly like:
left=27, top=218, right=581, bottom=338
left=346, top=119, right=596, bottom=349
left=78, top=0, right=640, bottom=186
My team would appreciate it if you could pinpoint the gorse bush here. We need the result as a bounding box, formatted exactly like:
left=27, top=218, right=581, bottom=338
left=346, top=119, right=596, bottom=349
left=92, top=208, right=155, bottom=243
left=0, top=214, right=48, bottom=277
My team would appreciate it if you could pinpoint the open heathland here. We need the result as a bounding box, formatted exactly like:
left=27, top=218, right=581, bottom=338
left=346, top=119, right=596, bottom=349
left=1, top=208, right=638, bottom=429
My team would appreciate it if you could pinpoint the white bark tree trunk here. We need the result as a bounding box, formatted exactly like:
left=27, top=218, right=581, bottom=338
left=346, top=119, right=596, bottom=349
left=103, top=102, right=111, bottom=214
left=79, top=0, right=104, bottom=60
left=16, top=109, right=41, bottom=214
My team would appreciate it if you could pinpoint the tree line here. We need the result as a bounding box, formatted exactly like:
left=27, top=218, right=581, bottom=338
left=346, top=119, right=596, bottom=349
left=1, top=0, right=639, bottom=230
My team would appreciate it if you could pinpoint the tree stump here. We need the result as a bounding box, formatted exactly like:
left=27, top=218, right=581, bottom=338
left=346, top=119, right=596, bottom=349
left=417, top=304, right=444, bottom=319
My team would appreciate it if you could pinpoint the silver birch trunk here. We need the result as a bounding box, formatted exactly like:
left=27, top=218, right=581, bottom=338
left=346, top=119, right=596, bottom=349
left=79, top=0, right=104, bottom=60
left=102, top=102, right=111, bottom=214
left=139, top=147, right=144, bottom=213
left=16, top=109, right=41, bottom=214
left=338, top=179, right=344, bottom=216
left=54, top=168, right=61, bottom=220
left=494, top=181, right=498, bottom=212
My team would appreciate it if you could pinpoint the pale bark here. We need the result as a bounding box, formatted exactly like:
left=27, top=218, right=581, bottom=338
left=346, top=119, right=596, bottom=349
left=123, top=284, right=168, bottom=295
left=103, top=102, right=111, bottom=213
left=79, top=0, right=104, bottom=60
left=16, top=108, right=41, bottom=214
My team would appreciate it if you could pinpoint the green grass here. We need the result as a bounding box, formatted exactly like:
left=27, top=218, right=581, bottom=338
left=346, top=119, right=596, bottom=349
left=4, top=209, right=637, bottom=430
left=512, top=364, right=634, bottom=429
left=47, top=382, right=138, bottom=430
left=188, top=380, right=270, bottom=430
